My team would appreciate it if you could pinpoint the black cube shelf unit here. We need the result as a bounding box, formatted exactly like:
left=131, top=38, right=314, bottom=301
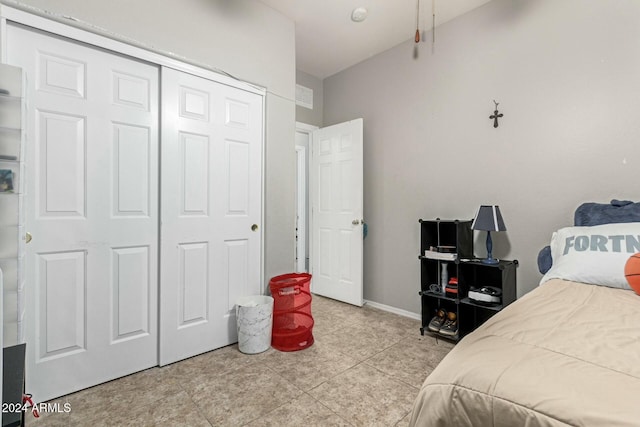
left=2, top=344, right=26, bottom=427
left=418, top=218, right=518, bottom=341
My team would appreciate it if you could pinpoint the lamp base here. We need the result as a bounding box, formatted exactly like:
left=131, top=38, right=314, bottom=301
left=482, top=231, right=499, bottom=265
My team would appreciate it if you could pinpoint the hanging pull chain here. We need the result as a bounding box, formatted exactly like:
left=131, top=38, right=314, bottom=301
left=415, top=0, right=421, bottom=43
left=432, top=0, right=436, bottom=51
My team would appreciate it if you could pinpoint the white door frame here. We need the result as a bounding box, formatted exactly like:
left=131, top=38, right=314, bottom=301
left=295, top=145, right=306, bottom=272
left=295, top=122, right=317, bottom=275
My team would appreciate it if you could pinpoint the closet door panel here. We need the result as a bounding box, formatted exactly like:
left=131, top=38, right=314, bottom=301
left=7, top=23, right=159, bottom=402
left=180, top=132, right=210, bottom=215
left=37, top=111, right=86, bottom=217
left=160, top=67, right=262, bottom=365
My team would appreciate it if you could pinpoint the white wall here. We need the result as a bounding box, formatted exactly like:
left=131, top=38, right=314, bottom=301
left=7, top=0, right=297, bottom=287
left=323, top=0, right=640, bottom=314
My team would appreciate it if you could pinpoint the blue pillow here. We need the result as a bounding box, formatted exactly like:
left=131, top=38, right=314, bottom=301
left=537, top=246, right=552, bottom=275
left=574, top=200, right=640, bottom=226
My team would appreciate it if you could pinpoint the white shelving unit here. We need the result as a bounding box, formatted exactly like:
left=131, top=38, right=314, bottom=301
left=0, top=63, right=26, bottom=347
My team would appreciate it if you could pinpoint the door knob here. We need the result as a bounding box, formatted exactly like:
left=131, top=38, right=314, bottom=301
left=251, top=224, right=258, bottom=232
left=25, top=232, right=32, bottom=244
left=352, top=219, right=360, bottom=225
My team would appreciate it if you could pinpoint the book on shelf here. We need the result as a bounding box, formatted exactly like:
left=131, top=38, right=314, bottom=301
left=423, top=250, right=457, bottom=261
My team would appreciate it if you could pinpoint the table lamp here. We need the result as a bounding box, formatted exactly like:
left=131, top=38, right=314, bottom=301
left=471, top=205, right=506, bottom=265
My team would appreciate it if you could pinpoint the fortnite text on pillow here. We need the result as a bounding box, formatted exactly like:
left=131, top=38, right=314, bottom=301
left=563, top=234, right=640, bottom=255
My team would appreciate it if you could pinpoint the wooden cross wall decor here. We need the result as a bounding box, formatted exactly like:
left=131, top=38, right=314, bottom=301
left=490, top=100, right=503, bottom=128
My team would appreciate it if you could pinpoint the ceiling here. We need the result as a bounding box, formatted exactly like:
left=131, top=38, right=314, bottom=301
left=258, top=0, right=493, bottom=79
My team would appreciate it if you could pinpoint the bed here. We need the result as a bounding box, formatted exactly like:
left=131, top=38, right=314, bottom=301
left=409, top=201, right=640, bottom=427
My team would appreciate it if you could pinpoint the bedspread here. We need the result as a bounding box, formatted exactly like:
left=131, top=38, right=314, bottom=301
left=409, top=279, right=640, bottom=427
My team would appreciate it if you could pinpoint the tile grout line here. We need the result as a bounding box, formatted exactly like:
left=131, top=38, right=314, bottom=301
left=303, top=389, right=357, bottom=427
left=175, top=383, right=216, bottom=427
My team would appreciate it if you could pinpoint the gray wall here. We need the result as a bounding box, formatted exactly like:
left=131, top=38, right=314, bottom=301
left=296, top=69, right=323, bottom=127
left=9, top=0, right=297, bottom=287
left=324, top=0, right=640, bottom=314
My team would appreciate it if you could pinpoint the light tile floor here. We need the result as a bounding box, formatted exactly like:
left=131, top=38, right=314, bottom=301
left=26, top=295, right=454, bottom=426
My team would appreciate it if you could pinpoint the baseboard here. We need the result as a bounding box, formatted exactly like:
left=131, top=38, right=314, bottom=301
left=363, top=299, right=421, bottom=321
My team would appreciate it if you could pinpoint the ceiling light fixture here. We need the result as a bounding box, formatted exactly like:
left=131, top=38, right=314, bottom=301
left=351, top=7, right=368, bottom=23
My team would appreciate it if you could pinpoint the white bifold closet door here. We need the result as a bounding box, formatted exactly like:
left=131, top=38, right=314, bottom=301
left=159, top=68, right=263, bottom=365
left=7, top=24, right=160, bottom=402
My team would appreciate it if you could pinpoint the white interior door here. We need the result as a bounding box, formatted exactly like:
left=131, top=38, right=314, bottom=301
left=7, top=24, right=159, bottom=402
left=160, top=67, right=263, bottom=365
left=311, top=119, right=363, bottom=306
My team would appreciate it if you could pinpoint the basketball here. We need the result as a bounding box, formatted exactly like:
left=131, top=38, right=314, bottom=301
left=625, top=253, right=640, bottom=295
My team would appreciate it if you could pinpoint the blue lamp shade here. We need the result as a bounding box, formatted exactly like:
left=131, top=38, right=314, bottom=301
left=471, top=205, right=506, bottom=232
left=471, top=205, right=507, bottom=264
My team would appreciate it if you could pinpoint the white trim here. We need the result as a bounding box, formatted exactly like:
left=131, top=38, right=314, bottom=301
left=0, top=3, right=265, bottom=96
left=260, top=95, right=266, bottom=294
left=295, top=122, right=318, bottom=284
left=364, top=299, right=421, bottom=321
left=294, top=145, right=306, bottom=273
left=295, top=122, right=318, bottom=133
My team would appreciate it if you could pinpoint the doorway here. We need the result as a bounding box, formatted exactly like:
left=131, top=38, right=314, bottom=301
left=295, top=122, right=317, bottom=273
left=295, top=119, right=364, bottom=306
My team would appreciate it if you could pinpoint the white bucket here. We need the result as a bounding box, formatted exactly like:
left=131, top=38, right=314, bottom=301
left=236, top=295, right=274, bottom=354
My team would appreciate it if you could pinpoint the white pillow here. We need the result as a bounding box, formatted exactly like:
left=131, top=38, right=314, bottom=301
left=540, top=222, right=640, bottom=289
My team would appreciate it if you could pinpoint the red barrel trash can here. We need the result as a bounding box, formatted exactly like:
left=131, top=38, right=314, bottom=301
left=269, top=273, right=314, bottom=351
